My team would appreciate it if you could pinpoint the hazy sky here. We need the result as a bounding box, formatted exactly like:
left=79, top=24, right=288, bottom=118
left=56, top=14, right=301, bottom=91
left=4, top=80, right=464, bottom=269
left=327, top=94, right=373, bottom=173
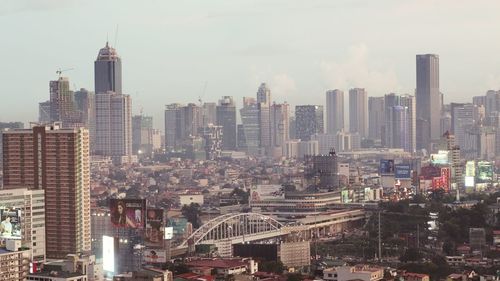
left=2, top=0, right=500, bottom=129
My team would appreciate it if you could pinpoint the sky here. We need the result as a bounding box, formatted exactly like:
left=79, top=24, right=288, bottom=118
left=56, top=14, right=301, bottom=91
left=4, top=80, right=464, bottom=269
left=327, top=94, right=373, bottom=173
left=1, top=0, right=500, bottom=130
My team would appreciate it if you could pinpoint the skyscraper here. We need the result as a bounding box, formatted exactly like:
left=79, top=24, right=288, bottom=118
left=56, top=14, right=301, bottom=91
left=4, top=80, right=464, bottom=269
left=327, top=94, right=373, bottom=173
left=95, top=41, right=122, bottom=95
left=349, top=88, right=368, bottom=137
left=132, top=115, right=154, bottom=155
left=384, top=93, right=416, bottom=153
left=416, top=54, right=441, bottom=147
left=38, top=101, right=51, bottom=123
left=94, top=43, right=132, bottom=162
left=239, top=97, right=260, bottom=155
left=368, top=96, right=385, bottom=140
left=326, top=89, right=344, bottom=134
left=216, top=96, right=237, bottom=150
left=50, top=77, right=81, bottom=128
left=202, top=102, right=217, bottom=126
left=451, top=103, right=475, bottom=149
left=164, top=103, right=182, bottom=150
left=2, top=124, right=91, bottom=259
left=257, top=83, right=272, bottom=153
left=271, top=102, right=290, bottom=148
left=74, top=88, right=96, bottom=150
left=295, top=105, right=324, bottom=141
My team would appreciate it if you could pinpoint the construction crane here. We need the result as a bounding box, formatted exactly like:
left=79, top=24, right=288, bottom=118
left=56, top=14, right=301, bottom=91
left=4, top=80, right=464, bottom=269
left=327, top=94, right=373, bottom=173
left=56, top=68, right=74, bottom=77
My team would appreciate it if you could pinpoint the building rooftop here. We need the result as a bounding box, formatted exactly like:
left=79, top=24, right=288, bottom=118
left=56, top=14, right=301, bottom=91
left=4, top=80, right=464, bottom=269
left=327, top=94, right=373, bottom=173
left=186, top=259, right=248, bottom=269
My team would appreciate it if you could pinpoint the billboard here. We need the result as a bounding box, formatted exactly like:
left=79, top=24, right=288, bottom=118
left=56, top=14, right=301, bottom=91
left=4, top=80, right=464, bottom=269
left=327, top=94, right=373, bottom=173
left=144, top=249, right=167, bottom=264
left=465, top=161, right=475, bottom=177
left=341, top=190, right=351, bottom=203
left=250, top=185, right=284, bottom=202
left=164, top=227, right=173, bottom=240
left=110, top=199, right=146, bottom=228
left=464, top=176, right=475, bottom=187
left=394, top=164, right=412, bottom=179
left=0, top=208, right=22, bottom=239
left=477, top=161, right=493, bottom=182
left=167, top=217, right=188, bottom=236
left=379, top=159, right=394, bottom=175
left=145, top=209, right=164, bottom=247
left=430, top=150, right=449, bottom=165
left=102, top=235, right=115, bottom=273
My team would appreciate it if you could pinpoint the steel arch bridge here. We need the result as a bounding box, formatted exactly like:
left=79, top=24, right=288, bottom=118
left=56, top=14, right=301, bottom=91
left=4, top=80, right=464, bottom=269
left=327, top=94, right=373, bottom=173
left=180, top=213, right=284, bottom=247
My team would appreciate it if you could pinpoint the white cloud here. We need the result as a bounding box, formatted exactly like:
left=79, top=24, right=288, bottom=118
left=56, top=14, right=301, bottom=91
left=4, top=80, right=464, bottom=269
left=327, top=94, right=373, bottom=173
left=271, top=73, right=297, bottom=103
left=319, top=44, right=401, bottom=95
left=0, top=0, right=76, bottom=15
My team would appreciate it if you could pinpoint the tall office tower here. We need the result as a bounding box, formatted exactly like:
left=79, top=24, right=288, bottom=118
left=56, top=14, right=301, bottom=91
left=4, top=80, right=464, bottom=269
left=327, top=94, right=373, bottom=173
left=270, top=102, right=290, bottom=148
left=74, top=88, right=96, bottom=150
left=239, top=97, right=260, bottom=155
left=95, top=92, right=132, bottom=161
left=202, top=102, right=217, bottom=126
left=179, top=103, right=203, bottom=141
left=295, top=105, right=324, bottom=141
left=200, top=124, right=223, bottom=160
left=384, top=93, right=416, bottom=153
left=451, top=103, right=474, bottom=149
left=416, top=54, right=441, bottom=147
left=310, top=133, right=336, bottom=155
left=39, top=101, right=51, bottom=123
left=0, top=188, right=46, bottom=263
left=256, top=82, right=271, bottom=104
left=94, top=43, right=132, bottom=162
left=473, top=96, right=486, bottom=107
left=2, top=124, right=91, bottom=259
left=95, top=42, right=122, bottom=95
left=50, top=77, right=81, bottom=127
left=326, top=89, right=345, bottom=134
left=216, top=96, right=237, bottom=150
left=257, top=83, right=272, bottom=152
left=463, top=126, right=496, bottom=160
left=485, top=90, right=499, bottom=119
left=164, top=103, right=182, bottom=149
left=368, top=96, right=385, bottom=140
left=132, top=115, right=154, bottom=155
left=349, top=88, right=368, bottom=137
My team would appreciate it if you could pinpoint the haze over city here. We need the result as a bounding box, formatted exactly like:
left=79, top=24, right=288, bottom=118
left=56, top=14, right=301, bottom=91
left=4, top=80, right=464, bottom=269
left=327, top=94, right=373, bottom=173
left=2, top=0, right=500, bottom=129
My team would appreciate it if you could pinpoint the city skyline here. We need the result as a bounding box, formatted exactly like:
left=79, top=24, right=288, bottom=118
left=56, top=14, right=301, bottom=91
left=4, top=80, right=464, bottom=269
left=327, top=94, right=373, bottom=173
left=2, top=1, right=500, bottom=129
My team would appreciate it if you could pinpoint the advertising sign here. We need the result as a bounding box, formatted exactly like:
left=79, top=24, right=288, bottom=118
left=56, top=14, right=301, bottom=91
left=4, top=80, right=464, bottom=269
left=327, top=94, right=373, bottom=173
left=145, top=209, right=164, bottom=247
left=379, top=159, right=395, bottom=175
left=144, top=249, right=167, bottom=264
left=464, top=176, right=475, bottom=187
left=0, top=208, right=22, bottom=239
left=102, top=235, right=115, bottom=273
left=164, top=227, right=174, bottom=240
left=110, top=199, right=146, bottom=228
left=250, top=185, right=284, bottom=202
left=341, top=190, right=350, bottom=203
left=167, top=217, right=188, bottom=236
left=430, top=150, right=449, bottom=165
left=477, top=161, right=493, bottom=182
left=465, top=161, right=475, bottom=177
left=394, top=164, right=412, bottom=179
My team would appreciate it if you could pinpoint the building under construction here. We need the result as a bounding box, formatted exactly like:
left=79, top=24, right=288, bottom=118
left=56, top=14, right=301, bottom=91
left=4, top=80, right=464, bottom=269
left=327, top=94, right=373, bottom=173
left=306, top=148, right=339, bottom=189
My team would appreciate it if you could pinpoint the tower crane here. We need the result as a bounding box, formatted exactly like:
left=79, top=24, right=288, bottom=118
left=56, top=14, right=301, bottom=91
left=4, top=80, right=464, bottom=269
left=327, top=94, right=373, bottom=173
left=56, top=68, right=74, bottom=77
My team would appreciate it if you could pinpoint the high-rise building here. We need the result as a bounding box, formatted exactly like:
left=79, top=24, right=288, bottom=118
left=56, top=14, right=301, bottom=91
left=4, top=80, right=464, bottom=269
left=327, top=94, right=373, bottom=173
left=485, top=90, right=499, bottom=119
left=95, top=42, right=122, bottom=95
left=202, top=102, right=217, bottom=126
left=0, top=122, right=24, bottom=170
left=94, top=43, right=132, bottom=162
left=38, top=101, right=51, bottom=123
left=295, top=105, right=324, bottom=141
left=271, top=102, right=290, bottom=148
left=95, top=92, right=132, bottom=161
left=74, top=88, right=96, bottom=150
left=179, top=103, right=203, bottom=141
left=164, top=103, right=182, bottom=149
left=349, top=88, right=368, bottom=137
left=368, top=96, right=385, bottom=140
left=309, top=150, right=339, bottom=188
left=451, top=103, right=475, bottom=149
left=384, top=93, right=416, bottom=153
left=50, top=77, right=82, bottom=128
left=200, top=124, right=223, bottom=160
left=257, top=83, right=272, bottom=153
left=2, top=124, right=91, bottom=259
left=132, top=115, right=154, bottom=155
left=0, top=188, right=46, bottom=263
left=239, top=97, right=260, bottom=155
left=216, top=96, right=237, bottom=150
left=326, top=89, right=344, bottom=135
left=473, top=95, right=486, bottom=107
left=416, top=54, right=441, bottom=147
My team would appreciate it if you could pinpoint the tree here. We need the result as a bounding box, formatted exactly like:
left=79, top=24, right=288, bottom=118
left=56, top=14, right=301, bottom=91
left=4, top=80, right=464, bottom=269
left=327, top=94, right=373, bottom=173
left=181, top=203, right=202, bottom=228
left=400, top=248, right=422, bottom=263
left=259, top=261, right=285, bottom=274
left=231, top=188, right=249, bottom=204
